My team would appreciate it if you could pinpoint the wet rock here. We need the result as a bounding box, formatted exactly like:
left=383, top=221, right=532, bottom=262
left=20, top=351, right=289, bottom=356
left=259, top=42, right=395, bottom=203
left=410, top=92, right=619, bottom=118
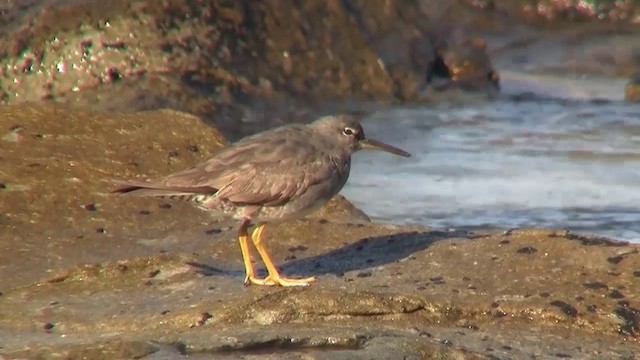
left=422, top=36, right=499, bottom=99
left=625, top=73, right=640, bottom=103
left=559, top=231, right=628, bottom=246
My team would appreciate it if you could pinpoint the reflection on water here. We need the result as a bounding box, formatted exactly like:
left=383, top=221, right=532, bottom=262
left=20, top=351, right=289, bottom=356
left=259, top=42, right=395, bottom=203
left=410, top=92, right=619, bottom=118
left=343, top=87, right=640, bottom=242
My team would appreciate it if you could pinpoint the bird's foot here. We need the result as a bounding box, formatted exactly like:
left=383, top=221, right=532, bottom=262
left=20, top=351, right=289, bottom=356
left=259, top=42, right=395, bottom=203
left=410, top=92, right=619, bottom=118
left=244, top=275, right=316, bottom=287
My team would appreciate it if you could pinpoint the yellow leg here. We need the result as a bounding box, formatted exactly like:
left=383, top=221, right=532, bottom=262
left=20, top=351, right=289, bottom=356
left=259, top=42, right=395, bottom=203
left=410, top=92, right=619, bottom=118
left=247, top=223, right=316, bottom=287
left=237, top=220, right=256, bottom=285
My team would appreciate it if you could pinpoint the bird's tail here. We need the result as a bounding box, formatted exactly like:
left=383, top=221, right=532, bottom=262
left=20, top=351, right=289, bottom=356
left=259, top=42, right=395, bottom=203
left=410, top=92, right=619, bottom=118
left=110, top=180, right=215, bottom=197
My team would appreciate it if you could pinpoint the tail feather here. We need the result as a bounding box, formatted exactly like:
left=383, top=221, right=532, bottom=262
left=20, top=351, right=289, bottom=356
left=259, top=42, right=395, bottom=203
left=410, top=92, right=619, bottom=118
left=110, top=180, right=216, bottom=197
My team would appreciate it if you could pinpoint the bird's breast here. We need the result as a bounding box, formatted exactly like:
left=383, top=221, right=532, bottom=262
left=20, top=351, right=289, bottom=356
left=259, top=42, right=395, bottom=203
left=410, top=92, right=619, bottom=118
left=334, top=155, right=351, bottom=183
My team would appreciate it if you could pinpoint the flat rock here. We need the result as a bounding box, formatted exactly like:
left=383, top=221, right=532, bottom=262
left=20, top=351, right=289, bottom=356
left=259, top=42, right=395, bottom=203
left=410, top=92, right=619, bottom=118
left=1, top=104, right=640, bottom=359
left=0, top=103, right=368, bottom=290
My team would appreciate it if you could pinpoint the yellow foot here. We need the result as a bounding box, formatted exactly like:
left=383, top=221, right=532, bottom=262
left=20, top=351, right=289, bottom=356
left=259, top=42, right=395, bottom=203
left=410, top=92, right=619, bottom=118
left=244, top=275, right=316, bottom=287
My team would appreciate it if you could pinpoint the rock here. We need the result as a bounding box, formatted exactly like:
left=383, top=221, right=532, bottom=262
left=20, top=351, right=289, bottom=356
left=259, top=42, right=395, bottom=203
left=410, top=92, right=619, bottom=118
left=419, top=2, right=640, bottom=82
left=0, top=103, right=369, bottom=290
left=308, top=195, right=371, bottom=223
left=0, top=0, right=499, bottom=138
left=625, top=72, right=640, bottom=102
left=460, top=0, right=640, bottom=24
left=2, top=104, right=640, bottom=358
left=1, top=227, right=639, bottom=358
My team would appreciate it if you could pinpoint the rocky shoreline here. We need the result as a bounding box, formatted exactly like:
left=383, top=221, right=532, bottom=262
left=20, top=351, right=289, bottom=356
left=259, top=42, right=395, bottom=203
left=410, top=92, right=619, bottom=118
left=2, top=0, right=640, bottom=358
left=1, top=1, right=638, bottom=137
left=2, top=105, right=640, bottom=359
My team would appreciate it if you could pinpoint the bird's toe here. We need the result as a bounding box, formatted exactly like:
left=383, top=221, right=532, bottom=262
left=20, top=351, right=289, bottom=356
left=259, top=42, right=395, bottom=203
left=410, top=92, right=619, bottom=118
left=245, top=275, right=316, bottom=287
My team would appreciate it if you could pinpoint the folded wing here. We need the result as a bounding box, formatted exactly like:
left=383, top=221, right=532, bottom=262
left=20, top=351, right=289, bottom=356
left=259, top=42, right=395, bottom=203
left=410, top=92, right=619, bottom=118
left=112, top=125, right=339, bottom=207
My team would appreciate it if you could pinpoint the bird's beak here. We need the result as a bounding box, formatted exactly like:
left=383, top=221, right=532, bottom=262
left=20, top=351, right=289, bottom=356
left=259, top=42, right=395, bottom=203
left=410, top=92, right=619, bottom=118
left=360, top=138, right=411, bottom=157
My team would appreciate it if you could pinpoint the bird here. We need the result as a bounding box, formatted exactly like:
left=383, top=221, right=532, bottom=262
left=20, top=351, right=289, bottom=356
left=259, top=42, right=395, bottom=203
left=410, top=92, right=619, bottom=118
left=111, top=114, right=411, bottom=287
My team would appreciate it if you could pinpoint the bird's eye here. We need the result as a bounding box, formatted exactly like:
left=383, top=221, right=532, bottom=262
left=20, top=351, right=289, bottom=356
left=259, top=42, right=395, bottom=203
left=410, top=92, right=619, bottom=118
left=342, top=127, right=355, bottom=136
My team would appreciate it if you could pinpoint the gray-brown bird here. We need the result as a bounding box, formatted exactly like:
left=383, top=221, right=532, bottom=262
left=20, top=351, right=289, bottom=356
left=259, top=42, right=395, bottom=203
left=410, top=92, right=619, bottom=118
left=112, top=114, right=410, bottom=286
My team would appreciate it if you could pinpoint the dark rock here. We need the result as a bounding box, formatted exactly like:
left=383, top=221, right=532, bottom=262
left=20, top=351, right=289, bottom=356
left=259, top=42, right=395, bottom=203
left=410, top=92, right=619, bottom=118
left=516, top=246, right=537, bottom=254
left=550, top=300, right=578, bottom=317
left=609, top=290, right=625, bottom=299
left=607, top=255, right=625, bottom=265
left=625, top=73, right=640, bottom=103
left=83, top=203, right=98, bottom=211
left=583, top=282, right=608, bottom=290
left=614, top=307, right=640, bottom=335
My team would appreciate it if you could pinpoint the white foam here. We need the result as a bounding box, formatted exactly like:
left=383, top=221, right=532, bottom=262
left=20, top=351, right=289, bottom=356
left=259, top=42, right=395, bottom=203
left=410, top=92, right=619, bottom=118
left=343, top=99, right=640, bottom=242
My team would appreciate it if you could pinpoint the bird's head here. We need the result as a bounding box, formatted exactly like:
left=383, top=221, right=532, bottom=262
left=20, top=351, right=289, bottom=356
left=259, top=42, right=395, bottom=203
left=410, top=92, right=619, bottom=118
left=310, top=114, right=411, bottom=157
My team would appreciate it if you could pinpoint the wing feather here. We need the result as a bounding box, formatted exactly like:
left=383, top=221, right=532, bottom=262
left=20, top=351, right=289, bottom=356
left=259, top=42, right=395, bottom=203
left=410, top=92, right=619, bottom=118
left=114, top=124, right=345, bottom=207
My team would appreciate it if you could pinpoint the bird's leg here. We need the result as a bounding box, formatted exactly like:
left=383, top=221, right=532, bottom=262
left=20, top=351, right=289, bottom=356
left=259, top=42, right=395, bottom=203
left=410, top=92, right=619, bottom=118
left=237, top=220, right=256, bottom=285
left=247, top=223, right=316, bottom=287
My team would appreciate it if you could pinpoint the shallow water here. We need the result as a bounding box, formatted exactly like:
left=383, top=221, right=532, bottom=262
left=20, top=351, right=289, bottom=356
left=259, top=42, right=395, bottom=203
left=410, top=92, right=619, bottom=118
left=343, top=74, right=640, bottom=242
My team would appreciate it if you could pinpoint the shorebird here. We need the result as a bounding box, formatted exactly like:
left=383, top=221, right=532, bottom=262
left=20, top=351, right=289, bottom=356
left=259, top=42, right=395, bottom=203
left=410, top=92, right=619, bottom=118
left=112, top=114, right=410, bottom=286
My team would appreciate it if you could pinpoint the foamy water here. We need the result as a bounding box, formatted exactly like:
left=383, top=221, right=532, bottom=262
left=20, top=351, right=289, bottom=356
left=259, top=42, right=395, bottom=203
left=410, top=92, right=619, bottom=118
left=343, top=75, right=640, bottom=242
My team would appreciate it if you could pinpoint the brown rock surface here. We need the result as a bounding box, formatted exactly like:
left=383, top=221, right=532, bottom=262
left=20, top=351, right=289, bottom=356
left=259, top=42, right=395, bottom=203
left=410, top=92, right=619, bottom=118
left=0, top=103, right=368, bottom=290
left=0, top=0, right=498, bottom=139
left=626, top=72, right=640, bottom=102
left=1, top=104, right=640, bottom=359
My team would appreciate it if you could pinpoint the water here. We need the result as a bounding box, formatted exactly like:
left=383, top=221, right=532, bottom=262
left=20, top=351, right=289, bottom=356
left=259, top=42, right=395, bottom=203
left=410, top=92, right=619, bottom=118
left=343, top=75, right=640, bottom=242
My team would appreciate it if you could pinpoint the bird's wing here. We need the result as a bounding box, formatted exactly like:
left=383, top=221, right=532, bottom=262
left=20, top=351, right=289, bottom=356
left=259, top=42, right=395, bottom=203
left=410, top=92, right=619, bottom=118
left=150, top=126, right=341, bottom=206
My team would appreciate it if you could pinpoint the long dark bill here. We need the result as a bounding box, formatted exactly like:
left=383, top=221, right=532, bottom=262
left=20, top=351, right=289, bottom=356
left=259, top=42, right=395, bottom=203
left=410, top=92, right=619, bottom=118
left=360, top=138, right=411, bottom=157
